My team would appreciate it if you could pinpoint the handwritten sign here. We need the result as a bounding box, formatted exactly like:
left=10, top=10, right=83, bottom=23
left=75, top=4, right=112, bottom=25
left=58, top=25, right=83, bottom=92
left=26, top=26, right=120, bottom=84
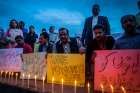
left=47, top=54, right=85, bottom=87
left=21, top=52, right=47, bottom=80
left=0, top=48, right=23, bottom=72
left=94, top=50, right=140, bottom=93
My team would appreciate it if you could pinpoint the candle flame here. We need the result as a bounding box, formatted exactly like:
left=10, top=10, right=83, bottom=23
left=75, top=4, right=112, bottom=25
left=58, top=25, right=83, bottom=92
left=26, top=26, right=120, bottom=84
left=110, top=84, right=114, bottom=93
left=52, top=77, right=54, bottom=82
left=35, top=75, right=37, bottom=79
left=28, top=74, right=30, bottom=78
left=100, top=83, right=104, bottom=89
left=87, top=82, right=90, bottom=88
left=16, top=73, right=18, bottom=77
left=62, top=78, right=64, bottom=84
left=43, top=76, right=45, bottom=81
left=121, top=86, right=126, bottom=93
left=22, top=73, right=24, bottom=77
left=75, top=80, right=77, bottom=86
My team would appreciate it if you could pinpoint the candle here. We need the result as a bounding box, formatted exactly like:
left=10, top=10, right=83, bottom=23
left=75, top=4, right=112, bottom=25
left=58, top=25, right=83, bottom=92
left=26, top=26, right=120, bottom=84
left=74, top=80, right=77, bottom=93
left=61, top=78, right=64, bottom=93
left=87, top=82, right=90, bottom=93
left=5, top=71, right=8, bottom=79
left=5, top=71, right=8, bottom=83
left=110, top=84, right=114, bottom=93
left=0, top=71, right=3, bottom=81
left=121, top=86, right=126, bottom=93
left=22, top=73, right=25, bottom=86
left=28, top=74, right=30, bottom=88
left=42, top=76, right=45, bottom=92
left=8, top=72, right=11, bottom=82
left=11, top=72, right=14, bottom=83
left=16, top=73, right=18, bottom=85
left=34, top=75, right=37, bottom=90
left=100, top=84, right=104, bottom=93
left=52, top=77, right=54, bottom=93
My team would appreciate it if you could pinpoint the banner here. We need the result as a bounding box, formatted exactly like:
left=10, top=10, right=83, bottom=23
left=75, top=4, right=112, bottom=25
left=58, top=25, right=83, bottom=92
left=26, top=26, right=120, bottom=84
left=47, top=54, right=85, bottom=87
left=21, top=52, right=47, bottom=80
left=94, top=50, right=140, bottom=93
left=0, top=48, right=23, bottom=72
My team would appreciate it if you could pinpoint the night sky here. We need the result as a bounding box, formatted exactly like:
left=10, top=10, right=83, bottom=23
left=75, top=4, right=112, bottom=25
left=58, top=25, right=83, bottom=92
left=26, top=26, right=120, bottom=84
left=0, top=0, right=138, bottom=36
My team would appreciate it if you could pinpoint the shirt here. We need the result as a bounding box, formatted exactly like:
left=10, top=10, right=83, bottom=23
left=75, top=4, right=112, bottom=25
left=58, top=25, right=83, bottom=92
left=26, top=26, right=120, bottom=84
left=92, top=16, right=98, bottom=39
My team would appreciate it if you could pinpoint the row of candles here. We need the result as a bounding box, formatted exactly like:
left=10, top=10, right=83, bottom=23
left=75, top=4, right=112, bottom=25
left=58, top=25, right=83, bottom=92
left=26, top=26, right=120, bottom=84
left=0, top=71, right=127, bottom=93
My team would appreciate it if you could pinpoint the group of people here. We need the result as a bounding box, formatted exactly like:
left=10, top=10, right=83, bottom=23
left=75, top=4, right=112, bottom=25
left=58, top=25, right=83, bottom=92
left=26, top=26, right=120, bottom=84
left=1, top=1, right=140, bottom=90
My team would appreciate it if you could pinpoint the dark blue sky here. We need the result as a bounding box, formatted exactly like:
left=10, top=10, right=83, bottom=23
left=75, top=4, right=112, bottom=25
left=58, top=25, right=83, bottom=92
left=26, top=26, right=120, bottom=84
left=0, top=0, right=138, bottom=36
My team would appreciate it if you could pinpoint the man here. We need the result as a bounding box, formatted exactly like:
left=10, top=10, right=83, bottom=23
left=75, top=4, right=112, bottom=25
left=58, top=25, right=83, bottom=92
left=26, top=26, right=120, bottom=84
left=49, top=26, right=58, bottom=44
left=81, top=4, right=110, bottom=46
left=34, top=32, right=52, bottom=52
left=15, top=35, right=32, bottom=53
left=56, top=27, right=79, bottom=53
left=136, top=0, right=140, bottom=30
left=115, top=15, right=140, bottom=49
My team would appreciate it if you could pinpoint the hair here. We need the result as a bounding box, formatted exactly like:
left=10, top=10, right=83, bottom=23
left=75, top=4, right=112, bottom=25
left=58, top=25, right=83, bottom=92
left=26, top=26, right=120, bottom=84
left=15, top=35, right=24, bottom=41
left=120, top=15, right=136, bottom=24
left=40, top=32, right=49, bottom=40
left=138, top=0, right=140, bottom=6
left=92, top=4, right=100, bottom=10
left=59, top=27, right=69, bottom=36
left=49, top=26, right=55, bottom=31
left=29, top=25, right=35, bottom=29
left=93, top=24, right=104, bottom=31
left=9, top=19, right=18, bottom=28
left=19, top=21, right=25, bottom=26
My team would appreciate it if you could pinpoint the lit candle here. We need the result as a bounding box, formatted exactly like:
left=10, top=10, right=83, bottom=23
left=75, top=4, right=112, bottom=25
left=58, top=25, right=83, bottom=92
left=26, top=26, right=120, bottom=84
left=28, top=74, right=30, bottom=88
left=121, top=86, right=126, bottom=93
left=5, top=71, right=8, bottom=83
left=34, top=75, right=37, bottom=90
left=87, top=82, right=90, bottom=93
left=100, top=84, right=104, bottom=93
left=0, top=71, right=3, bottom=81
left=16, top=73, right=18, bottom=85
left=42, top=76, right=45, bottom=92
left=5, top=71, right=8, bottom=79
left=61, top=78, right=64, bottom=93
left=74, top=80, right=77, bottom=93
left=8, top=72, right=11, bottom=82
left=22, top=73, right=25, bottom=86
left=52, top=77, right=54, bottom=93
left=110, top=84, right=114, bottom=93
left=11, top=72, right=14, bottom=83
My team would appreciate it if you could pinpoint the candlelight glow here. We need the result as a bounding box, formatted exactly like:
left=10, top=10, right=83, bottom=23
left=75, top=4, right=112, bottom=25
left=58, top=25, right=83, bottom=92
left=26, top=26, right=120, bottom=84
left=110, top=84, right=114, bottom=93
left=100, top=83, right=104, bottom=93
left=75, top=80, right=77, bottom=86
left=121, top=86, right=126, bottom=93
left=52, top=77, right=54, bottom=82
left=87, top=82, right=90, bottom=88
left=62, top=78, right=64, bottom=84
